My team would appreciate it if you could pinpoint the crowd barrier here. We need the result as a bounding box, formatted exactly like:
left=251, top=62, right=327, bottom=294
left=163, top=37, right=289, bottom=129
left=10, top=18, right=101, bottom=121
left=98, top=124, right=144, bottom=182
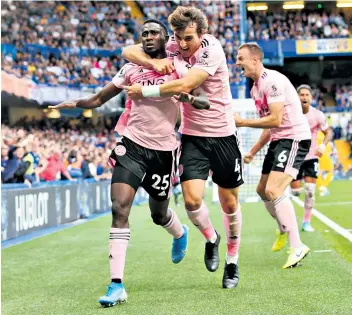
left=1, top=179, right=148, bottom=242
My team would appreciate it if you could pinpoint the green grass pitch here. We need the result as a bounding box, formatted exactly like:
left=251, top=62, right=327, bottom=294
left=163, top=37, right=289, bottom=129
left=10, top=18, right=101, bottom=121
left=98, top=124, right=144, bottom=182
left=2, top=180, right=352, bottom=315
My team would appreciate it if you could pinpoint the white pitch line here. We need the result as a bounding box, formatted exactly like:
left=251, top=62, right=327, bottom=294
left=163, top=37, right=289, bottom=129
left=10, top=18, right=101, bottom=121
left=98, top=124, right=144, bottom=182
left=291, top=196, right=352, bottom=243
left=315, top=201, right=352, bottom=207
left=314, top=250, right=333, bottom=253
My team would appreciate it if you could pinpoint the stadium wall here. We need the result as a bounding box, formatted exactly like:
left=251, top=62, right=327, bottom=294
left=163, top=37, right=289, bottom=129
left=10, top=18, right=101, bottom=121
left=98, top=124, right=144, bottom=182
left=1, top=179, right=148, bottom=242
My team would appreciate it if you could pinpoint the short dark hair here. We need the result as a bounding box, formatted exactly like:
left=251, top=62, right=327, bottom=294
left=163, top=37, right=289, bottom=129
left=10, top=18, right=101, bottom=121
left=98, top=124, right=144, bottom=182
left=297, top=84, right=312, bottom=94
left=143, top=19, right=169, bottom=37
left=238, top=43, right=264, bottom=61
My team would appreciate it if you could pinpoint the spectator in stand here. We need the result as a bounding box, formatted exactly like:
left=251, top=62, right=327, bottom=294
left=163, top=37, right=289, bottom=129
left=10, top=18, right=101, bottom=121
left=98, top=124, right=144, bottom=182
left=1, top=146, right=30, bottom=184
left=1, top=145, right=9, bottom=171
left=65, top=149, right=84, bottom=178
left=339, top=113, right=349, bottom=138
left=36, top=148, right=75, bottom=182
left=347, top=120, right=352, bottom=159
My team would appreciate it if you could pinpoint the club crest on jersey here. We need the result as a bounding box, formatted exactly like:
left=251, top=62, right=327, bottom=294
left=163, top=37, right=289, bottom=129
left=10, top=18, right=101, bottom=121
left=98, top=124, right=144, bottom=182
left=114, top=145, right=126, bottom=156
left=255, top=100, right=270, bottom=117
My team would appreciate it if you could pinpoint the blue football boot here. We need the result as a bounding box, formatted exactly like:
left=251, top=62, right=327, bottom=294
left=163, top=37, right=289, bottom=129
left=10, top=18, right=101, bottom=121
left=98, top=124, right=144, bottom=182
left=98, top=282, right=127, bottom=307
left=172, top=224, right=189, bottom=263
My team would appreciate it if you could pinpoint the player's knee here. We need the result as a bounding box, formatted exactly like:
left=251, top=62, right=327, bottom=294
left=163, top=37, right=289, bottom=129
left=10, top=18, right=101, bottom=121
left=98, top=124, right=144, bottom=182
left=151, top=212, right=168, bottom=226
left=184, top=196, right=202, bottom=211
left=256, top=184, right=266, bottom=199
left=264, top=186, right=279, bottom=201
left=111, top=199, right=130, bottom=224
left=291, top=188, right=303, bottom=197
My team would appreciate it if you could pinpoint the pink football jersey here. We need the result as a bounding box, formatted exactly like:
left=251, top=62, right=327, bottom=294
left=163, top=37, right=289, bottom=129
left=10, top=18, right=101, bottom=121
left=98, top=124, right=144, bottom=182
left=112, top=63, right=179, bottom=151
left=167, top=34, right=236, bottom=137
left=251, top=68, right=311, bottom=141
left=305, top=106, right=329, bottom=160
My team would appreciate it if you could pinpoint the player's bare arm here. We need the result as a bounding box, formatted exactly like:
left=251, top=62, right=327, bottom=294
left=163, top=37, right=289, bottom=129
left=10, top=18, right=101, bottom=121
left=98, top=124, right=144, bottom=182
left=122, top=44, right=175, bottom=75
left=48, top=83, right=122, bottom=110
left=316, top=127, right=333, bottom=157
left=244, top=129, right=271, bottom=163
left=124, top=68, right=209, bottom=99
left=234, top=102, right=284, bottom=128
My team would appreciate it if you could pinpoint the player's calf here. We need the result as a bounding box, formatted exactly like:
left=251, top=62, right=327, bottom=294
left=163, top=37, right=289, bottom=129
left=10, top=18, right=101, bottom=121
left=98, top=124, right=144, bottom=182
left=303, top=183, right=315, bottom=230
left=186, top=200, right=217, bottom=241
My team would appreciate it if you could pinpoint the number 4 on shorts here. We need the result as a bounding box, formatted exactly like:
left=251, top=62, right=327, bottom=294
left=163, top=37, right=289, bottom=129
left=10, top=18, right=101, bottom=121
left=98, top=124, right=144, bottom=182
left=235, top=158, right=241, bottom=181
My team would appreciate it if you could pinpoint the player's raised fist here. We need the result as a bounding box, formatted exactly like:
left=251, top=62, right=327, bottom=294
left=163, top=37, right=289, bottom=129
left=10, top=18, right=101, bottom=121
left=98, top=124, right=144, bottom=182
left=244, top=152, right=254, bottom=164
left=152, top=58, right=175, bottom=75
left=234, top=113, right=244, bottom=127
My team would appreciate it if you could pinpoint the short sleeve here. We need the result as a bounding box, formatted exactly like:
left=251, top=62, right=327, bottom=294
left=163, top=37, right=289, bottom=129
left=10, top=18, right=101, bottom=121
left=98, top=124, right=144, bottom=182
left=265, top=78, right=285, bottom=104
left=192, top=44, right=222, bottom=76
left=112, top=64, right=132, bottom=87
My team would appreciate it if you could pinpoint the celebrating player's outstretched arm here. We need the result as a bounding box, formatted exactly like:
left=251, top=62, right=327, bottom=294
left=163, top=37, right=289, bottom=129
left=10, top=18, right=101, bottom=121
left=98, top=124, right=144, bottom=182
left=48, top=83, right=122, bottom=110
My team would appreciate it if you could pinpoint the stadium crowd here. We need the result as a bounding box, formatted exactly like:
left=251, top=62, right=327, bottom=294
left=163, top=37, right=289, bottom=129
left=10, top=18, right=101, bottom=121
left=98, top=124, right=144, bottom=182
left=1, top=117, right=116, bottom=185
left=1, top=1, right=351, bottom=89
left=1, top=1, right=136, bottom=49
left=309, top=84, right=352, bottom=112
left=1, top=1, right=135, bottom=88
left=247, top=10, right=351, bottom=40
